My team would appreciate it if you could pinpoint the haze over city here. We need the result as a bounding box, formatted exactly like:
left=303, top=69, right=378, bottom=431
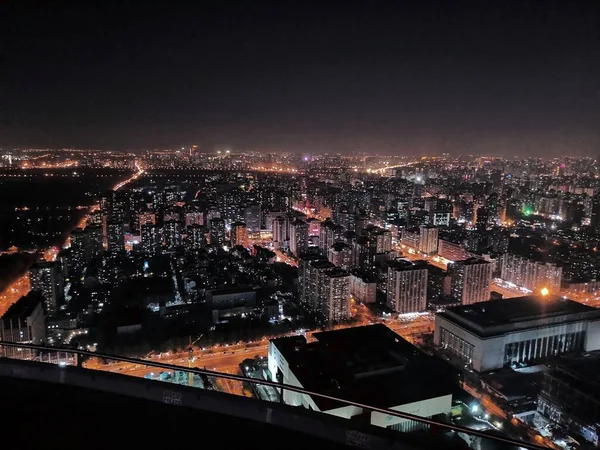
left=2, top=0, right=599, bottom=155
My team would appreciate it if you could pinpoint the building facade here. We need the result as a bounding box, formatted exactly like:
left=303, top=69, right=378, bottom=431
left=448, top=258, right=492, bottom=305
left=387, top=260, right=428, bottom=314
left=434, top=296, right=600, bottom=372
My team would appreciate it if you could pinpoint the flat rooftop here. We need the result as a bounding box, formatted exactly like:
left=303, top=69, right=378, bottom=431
left=2, top=291, right=43, bottom=321
left=438, top=295, right=600, bottom=337
left=272, top=325, right=456, bottom=411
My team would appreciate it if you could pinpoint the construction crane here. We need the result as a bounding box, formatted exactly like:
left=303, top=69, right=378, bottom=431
left=186, top=334, right=203, bottom=387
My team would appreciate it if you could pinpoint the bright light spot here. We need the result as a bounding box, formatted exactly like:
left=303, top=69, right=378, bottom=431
left=471, top=405, right=479, bottom=413
left=541, top=287, right=549, bottom=297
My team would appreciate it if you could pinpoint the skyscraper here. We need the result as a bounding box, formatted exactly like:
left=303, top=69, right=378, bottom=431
left=418, top=225, right=438, bottom=255
left=186, top=224, right=206, bottom=250
left=87, top=224, right=104, bottom=257
left=244, top=204, right=261, bottom=232
left=230, top=221, right=248, bottom=247
left=272, top=216, right=288, bottom=250
left=141, top=223, right=161, bottom=255
left=163, top=220, right=181, bottom=249
left=321, top=268, right=351, bottom=323
left=449, top=258, right=492, bottom=305
left=289, top=219, right=309, bottom=257
left=107, top=221, right=125, bottom=253
left=29, top=261, right=63, bottom=315
left=209, top=217, right=226, bottom=247
left=387, top=259, right=428, bottom=314
left=328, top=242, right=352, bottom=270
left=69, top=228, right=91, bottom=269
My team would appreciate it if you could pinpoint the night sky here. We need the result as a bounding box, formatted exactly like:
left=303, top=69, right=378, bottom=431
left=1, top=1, right=599, bottom=155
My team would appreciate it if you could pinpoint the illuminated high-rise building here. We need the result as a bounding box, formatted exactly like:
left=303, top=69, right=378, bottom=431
left=449, top=258, right=492, bottom=305
left=141, top=223, right=161, bottom=255
left=386, top=259, right=428, bottom=314
left=185, top=224, right=206, bottom=250
left=418, top=225, right=438, bottom=255
left=138, top=212, right=156, bottom=232
left=328, top=242, right=352, bottom=270
left=107, top=221, right=125, bottom=253
left=289, top=219, right=309, bottom=257
left=29, top=261, right=63, bottom=315
left=244, top=204, right=261, bottom=232
left=230, top=222, right=248, bottom=247
left=185, top=211, right=204, bottom=227
left=209, top=218, right=226, bottom=247
left=320, top=268, right=351, bottom=323
left=163, top=220, right=181, bottom=249
left=87, top=224, right=104, bottom=257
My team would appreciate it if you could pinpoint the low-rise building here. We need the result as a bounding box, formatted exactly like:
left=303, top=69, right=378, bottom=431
left=268, top=325, right=455, bottom=432
left=0, top=291, right=46, bottom=359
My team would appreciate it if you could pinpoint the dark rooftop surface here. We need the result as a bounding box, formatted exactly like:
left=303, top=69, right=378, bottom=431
left=2, top=291, right=43, bottom=321
left=441, top=295, right=598, bottom=331
left=272, top=325, right=456, bottom=411
left=207, top=286, right=255, bottom=295
left=388, top=259, right=427, bottom=271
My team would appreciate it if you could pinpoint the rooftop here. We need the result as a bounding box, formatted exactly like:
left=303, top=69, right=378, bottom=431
left=272, top=325, right=456, bottom=411
left=2, top=291, right=43, bottom=322
left=439, top=295, right=600, bottom=337
left=207, top=286, right=256, bottom=295
left=454, top=257, right=489, bottom=266
left=388, top=259, right=427, bottom=271
left=330, top=242, right=350, bottom=252
left=325, top=268, right=350, bottom=278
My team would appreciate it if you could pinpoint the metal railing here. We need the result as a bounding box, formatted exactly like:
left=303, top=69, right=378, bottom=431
left=0, top=340, right=546, bottom=450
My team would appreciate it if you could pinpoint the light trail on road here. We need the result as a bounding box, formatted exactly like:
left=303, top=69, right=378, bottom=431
left=113, top=160, right=144, bottom=191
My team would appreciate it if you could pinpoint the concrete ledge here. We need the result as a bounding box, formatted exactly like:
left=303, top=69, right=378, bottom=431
left=0, top=358, right=452, bottom=450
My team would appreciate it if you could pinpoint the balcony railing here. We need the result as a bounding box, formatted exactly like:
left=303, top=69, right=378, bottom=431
left=0, top=340, right=545, bottom=450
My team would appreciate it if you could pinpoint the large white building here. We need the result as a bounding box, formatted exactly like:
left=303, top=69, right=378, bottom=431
left=268, top=325, right=454, bottom=432
left=434, top=295, right=600, bottom=372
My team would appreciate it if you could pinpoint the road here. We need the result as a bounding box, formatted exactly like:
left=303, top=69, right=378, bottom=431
left=84, top=315, right=433, bottom=392
left=273, top=249, right=298, bottom=267
left=113, top=160, right=144, bottom=191
left=561, top=290, right=600, bottom=308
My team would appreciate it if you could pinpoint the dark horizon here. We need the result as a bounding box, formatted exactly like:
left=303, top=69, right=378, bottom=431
left=1, top=1, right=599, bottom=156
